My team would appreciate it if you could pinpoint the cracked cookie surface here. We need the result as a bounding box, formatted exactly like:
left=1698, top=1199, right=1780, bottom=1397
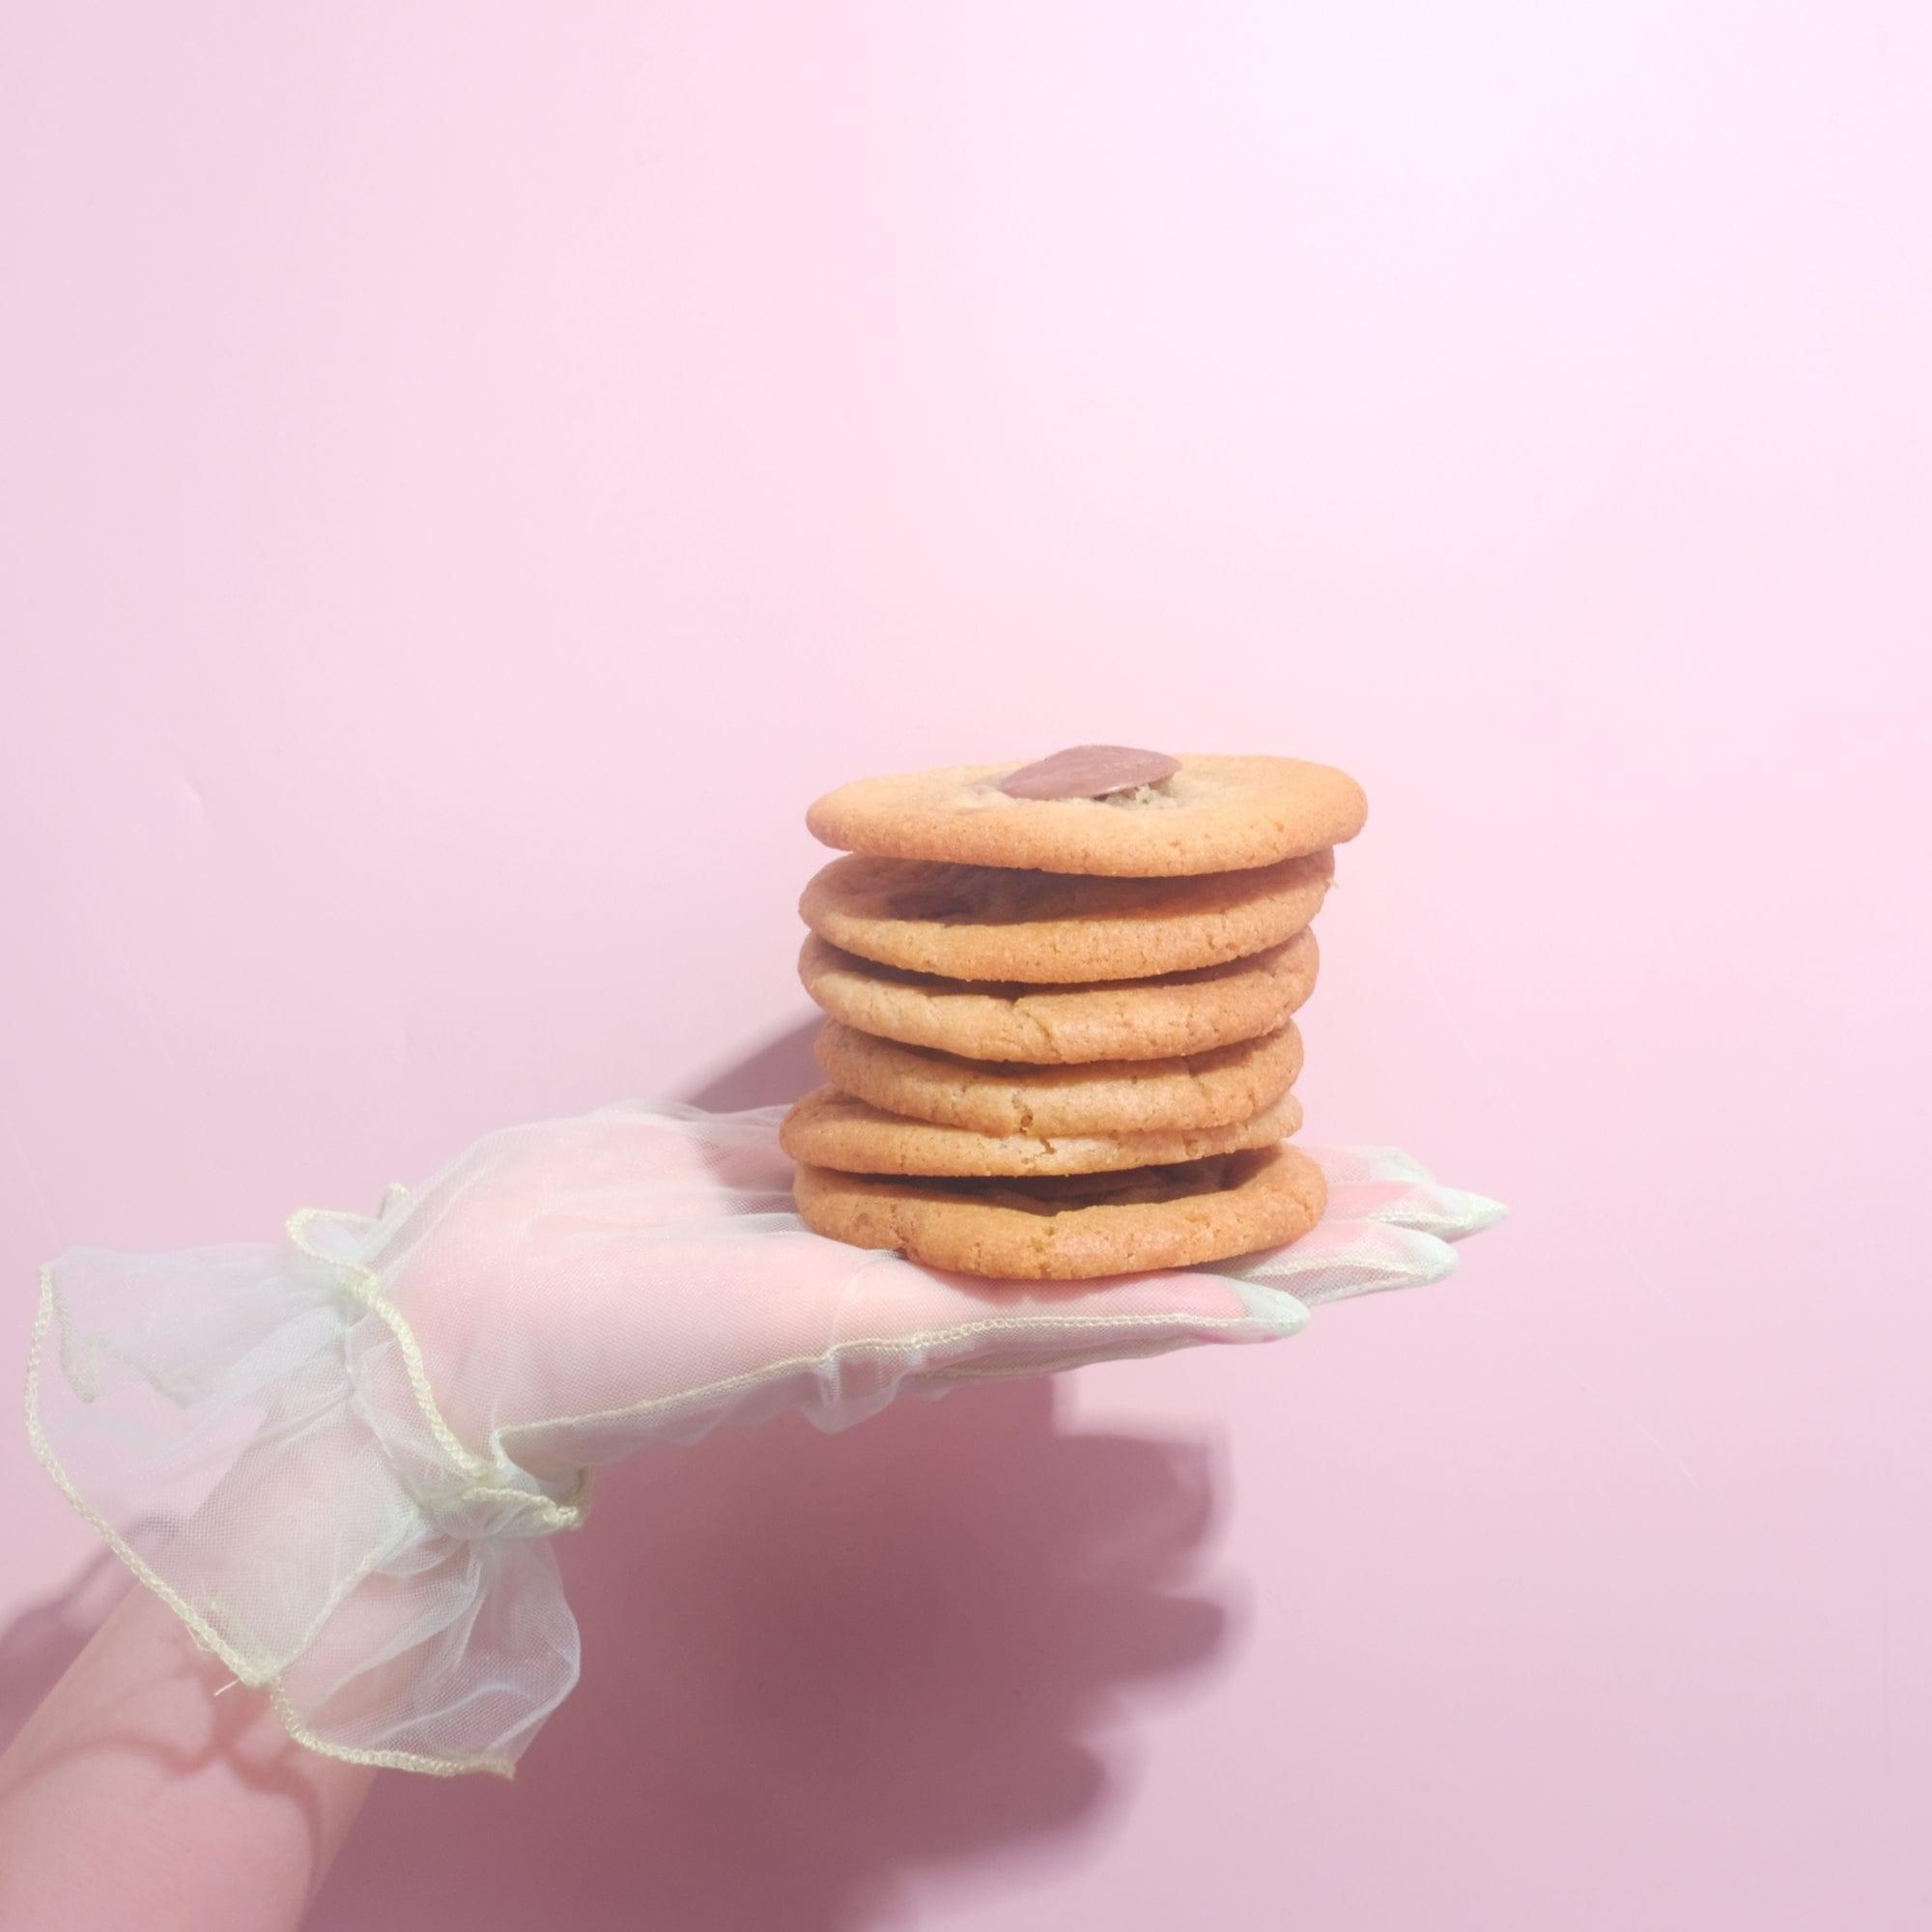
left=781, top=1083, right=1303, bottom=1176
left=797, top=927, right=1318, bottom=1064
left=813, top=1017, right=1304, bottom=1136
left=806, top=754, right=1366, bottom=877
left=792, top=1142, right=1328, bottom=1278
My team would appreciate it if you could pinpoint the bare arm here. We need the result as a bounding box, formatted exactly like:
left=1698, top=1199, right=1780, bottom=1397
left=0, top=1587, right=376, bottom=1932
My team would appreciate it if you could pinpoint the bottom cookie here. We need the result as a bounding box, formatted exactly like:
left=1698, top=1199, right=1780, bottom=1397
left=793, top=1142, right=1327, bottom=1280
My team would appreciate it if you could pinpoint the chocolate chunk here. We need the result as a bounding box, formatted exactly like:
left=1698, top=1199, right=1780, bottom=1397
left=996, top=745, right=1181, bottom=802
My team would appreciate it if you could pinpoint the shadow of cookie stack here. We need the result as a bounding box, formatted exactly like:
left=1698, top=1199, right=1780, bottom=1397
left=781, top=747, right=1366, bottom=1279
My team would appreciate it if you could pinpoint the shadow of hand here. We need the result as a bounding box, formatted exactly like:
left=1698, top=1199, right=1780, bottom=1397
left=307, top=1377, right=1233, bottom=1932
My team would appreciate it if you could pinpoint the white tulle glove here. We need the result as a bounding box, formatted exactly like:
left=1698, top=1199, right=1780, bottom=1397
left=25, top=1102, right=1503, bottom=1777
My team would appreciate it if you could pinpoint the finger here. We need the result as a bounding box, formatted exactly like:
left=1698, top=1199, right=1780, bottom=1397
left=1305, top=1144, right=1508, bottom=1241
left=1214, top=1215, right=1463, bottom=1308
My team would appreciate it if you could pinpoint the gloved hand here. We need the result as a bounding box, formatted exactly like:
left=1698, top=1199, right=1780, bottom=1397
left=26, top=1101, right=1503, bottom=1777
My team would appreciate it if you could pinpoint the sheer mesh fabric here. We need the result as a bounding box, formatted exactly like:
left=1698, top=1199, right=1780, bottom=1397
left=26, top=1102, right=1503, bottom=1776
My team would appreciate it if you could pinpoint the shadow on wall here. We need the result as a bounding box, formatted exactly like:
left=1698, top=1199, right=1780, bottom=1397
left=679, top=1014, right=823, bottom=1113
left=311, top=1379, right=1233, bottom=1932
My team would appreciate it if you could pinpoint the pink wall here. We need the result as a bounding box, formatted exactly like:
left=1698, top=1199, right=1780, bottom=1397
left=3, top=4, right=1927, bottom=1926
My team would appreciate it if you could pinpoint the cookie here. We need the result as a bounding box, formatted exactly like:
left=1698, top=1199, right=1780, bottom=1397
left=793, top=1142, right=1329, bottom=1279
left=814, top=1017, right=1304, bottom=1137
left=781, top=1083, right=1304, bottom=1177
left=797, top=927, right=1319, bottom=1064
left=806, top=752, right=1366, bottom=877
left=799, top=850, right=1333, bottom=984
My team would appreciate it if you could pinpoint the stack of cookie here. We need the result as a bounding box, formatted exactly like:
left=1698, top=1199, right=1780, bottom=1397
left=781, top=747, right=1366, bottom=1279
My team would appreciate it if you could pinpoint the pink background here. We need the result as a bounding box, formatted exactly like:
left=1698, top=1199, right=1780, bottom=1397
left=3, top=4, right=1929, bottom=1927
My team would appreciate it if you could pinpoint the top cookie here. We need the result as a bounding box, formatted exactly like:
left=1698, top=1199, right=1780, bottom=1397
left=806, top=752, right=1367, bottom=877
